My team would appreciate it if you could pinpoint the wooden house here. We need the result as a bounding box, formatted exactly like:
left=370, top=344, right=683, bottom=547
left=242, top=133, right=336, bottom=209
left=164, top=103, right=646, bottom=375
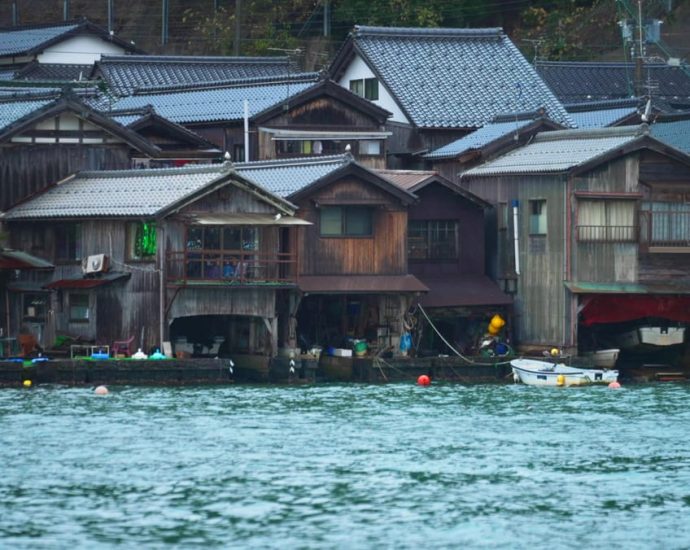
left=328, top=26, right=572, bottom=169
left=236, top=154, right=427, bottom=354
left=106, top=77, right=392, bottom=168
left=376, top=169, right=512, bottom=355
left=0, top=91, right=221, bottom=212
left=2, top=163, right=307, bottom=361
left=463, top=125, right=690, bottom=360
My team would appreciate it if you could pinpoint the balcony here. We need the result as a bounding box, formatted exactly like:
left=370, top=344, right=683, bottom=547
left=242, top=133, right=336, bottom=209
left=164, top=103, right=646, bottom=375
left=166, top=250, right=297, bottom=285
left=575, top=225, right=638, bottom=242
left=640, top=210, right=690, bottom=252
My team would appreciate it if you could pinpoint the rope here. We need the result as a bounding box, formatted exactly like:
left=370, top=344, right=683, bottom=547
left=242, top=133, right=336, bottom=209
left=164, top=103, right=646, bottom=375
left=415, top=304, right=515, bottom=367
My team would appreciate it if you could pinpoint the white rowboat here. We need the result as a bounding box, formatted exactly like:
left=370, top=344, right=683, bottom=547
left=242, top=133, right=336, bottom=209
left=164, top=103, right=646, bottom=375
left=510, top=358, right=619, bottom=387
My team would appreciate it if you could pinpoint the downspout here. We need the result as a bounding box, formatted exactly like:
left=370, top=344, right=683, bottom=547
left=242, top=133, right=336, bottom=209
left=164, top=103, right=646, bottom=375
left=565, top=175, right=573, bottom=350
left=512, top=199, right=520, bottom=275
left=159, top=224, right=165, bottom=349
left=244, top=100, right=250, bottom=162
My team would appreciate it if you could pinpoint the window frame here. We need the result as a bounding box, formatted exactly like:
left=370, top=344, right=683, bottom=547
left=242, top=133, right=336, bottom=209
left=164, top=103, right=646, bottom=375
left=349, top=78, right=379, bottom=100
left=407, top=220, right=459, bottom=261
left=319, top=206, right=373, bottom=238
left=529, top=199, right=548, bottom=236
left=55, top=223, right=82, bottom=263
left=126, top=221, right=157, bottom=261
left=22, top=293, right=48, bottom=321
left=576, top=199, right=637, bottom=242
left=68, top=293, right=90, bottom=323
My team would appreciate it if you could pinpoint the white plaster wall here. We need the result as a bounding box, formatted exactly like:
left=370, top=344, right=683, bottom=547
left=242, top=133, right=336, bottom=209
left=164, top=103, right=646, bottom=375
left=337, top=54, right=409, bottom=124
left=37, top=35, right=126, bottom=64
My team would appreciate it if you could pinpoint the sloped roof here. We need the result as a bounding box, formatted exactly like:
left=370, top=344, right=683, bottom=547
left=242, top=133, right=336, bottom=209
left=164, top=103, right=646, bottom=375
left=236, top=155, right=352, bottom=197
left=0, top=19, right=141, bottom=58
left=12, top=62, right=94, bottom=82
left=568, top=106, right=640, bottom=129
left=464, top=125, right=653, bottom=176
left=651, top=119, right=690, bottom=154
left=106, top=74, right=319, bottom=124
left=2, top=163, right=292, bottom=220
left=329, top=26, right=572, bottom=128
left=97, top=55, right=299, bottom=96
left=0, top=98, right=53, bottom=131
left=536, top=61, right=690, bottom=104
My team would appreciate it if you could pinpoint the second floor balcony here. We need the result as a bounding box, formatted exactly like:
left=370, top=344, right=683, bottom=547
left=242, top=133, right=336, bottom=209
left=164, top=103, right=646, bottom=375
left=166, top=250, right=297, bottom=286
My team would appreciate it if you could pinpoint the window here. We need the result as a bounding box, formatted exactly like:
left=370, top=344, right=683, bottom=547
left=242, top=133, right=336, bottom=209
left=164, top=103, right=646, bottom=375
left=320, top=206, right=373, bottom=237
left=497, top=202, right=508, bottom=231
left=232, top=144, right=245, bottom=163
left=69, top=293, right=89, bottom=323
left=358, top=140, right=381, bottom=155
left=408, top=220, right=458, bottom=260
left=642, top=201, right=690, bottom=246
left=23, top=293, right=47, bottom=320
left=577, top=200, right=636, bottom=242
left=127, top=221, right=157, bottom=260
left=349, top=77, right=379, bottom=100
left=529, top=200, right=547, bottom=235
left=55, top=223, right=82, bottom=262
left=185, top=225, right=258, bottom=279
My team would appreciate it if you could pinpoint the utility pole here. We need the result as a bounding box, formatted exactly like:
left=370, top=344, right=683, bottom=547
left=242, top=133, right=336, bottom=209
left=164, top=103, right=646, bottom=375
left=323, top=0, right=331, bottom=37
left=12, top=1, right=18, bottom=26
left=107, top=0, right=114, bottom=34
left=234, top=0, right=242, bottom=56
left=162, top=0, right=169, bottom=46
left=634, top=0, right=645, bottom=96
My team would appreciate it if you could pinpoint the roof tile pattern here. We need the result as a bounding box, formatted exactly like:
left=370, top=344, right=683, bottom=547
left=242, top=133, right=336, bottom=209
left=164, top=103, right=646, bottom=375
left=0, top=99, right=53, bottom=131
left=350, top=26, right=571, bottom=128
left=465, top=126, right=645, bottom=176
left=236, top=155, right=351, bottom=197
left=13, top=63, right=94, bottom=82
left=568, top=106, right=639, bottom=129
left=651, top=119, right=690, bottom=154
left=107, top=76, right=318, bottom=124
left=536, top=61, right=690, bottom=103
left=0, top=23, right=79, bottom=57
left=98, top=55, right=298, bottom=96
left=2, top=164, right=234, bottom=219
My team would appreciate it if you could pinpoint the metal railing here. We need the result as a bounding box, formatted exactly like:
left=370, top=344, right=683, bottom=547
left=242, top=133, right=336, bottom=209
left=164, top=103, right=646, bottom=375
left=639, top=210, right=690, bottom=249
left=575, top=225, right=638, bottom=242
left=166, top=250, right=297, bottom=284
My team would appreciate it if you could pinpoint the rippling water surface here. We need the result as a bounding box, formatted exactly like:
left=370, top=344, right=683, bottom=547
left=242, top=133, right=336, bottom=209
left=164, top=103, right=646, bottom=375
left=2, top=383, right=690, bottom=549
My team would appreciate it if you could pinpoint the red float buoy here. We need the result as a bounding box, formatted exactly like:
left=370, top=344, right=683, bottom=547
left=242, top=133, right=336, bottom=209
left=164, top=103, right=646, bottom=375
left=417, top=374, right=431, bottom=386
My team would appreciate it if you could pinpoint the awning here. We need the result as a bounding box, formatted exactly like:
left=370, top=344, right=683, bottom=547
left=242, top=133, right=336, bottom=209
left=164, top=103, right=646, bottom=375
left=299, top=275, right=428, bottom=294
left=417, top=275, right=512, bottom=308
left=44, top=272, right=131, bottom=290
left=0, top=249, right=54, bottom=270
left=580, top=294, right=690, bottom=326
left=566, top=281, right=690, bottom=295
left=187, top=213, right=312, bottom=226
left=260, top=127, right=392, bottom=141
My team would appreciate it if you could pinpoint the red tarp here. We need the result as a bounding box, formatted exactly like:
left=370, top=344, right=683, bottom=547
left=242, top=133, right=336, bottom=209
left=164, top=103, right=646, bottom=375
left=580, top=295, right=690, bottom=326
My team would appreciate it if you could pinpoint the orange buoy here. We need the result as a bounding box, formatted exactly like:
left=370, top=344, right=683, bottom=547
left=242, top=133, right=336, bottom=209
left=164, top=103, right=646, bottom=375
left=608, top=381, right=621, bottom=389
left=417, top=374, right=431, bottom=386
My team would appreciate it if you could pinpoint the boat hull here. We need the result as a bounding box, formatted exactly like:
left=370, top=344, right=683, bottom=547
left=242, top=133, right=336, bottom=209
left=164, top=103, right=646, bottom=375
left=510, top=359, right=618, bottom=387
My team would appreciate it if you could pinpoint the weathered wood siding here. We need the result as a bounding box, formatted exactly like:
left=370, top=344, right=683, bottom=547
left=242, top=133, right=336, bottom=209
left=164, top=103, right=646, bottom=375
left=0, top=145, right=131, bottom=211
left=294, top=176, right=408, bottom=275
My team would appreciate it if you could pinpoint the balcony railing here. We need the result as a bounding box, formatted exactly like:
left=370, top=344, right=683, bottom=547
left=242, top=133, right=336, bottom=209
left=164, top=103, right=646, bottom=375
left=640, top=210, right=690, bottom=250
left=576, top=225, right=638, bottom=242
left=166, top=250, right=297, bottom=285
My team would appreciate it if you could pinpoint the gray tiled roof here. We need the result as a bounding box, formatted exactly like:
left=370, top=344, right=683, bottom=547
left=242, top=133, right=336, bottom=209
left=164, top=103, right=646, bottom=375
left=0, top=23, right=79, bottom=57
left=344, top=26, right=572, bottom=128
left=105, top=75, right=319, bottom=124
left=465, top=126, right=647, bottom=176
left=568, top=106, right=639, bottom=129
left=424, top=119, right=536, bottom=159
left=236, top=155, right=351, bottom=197
left=2, top=164, right=236, bottom=219
left=536, top=61, right=690, bottom=104
left=651, top=119, right=690, bottom=154
left=0, top=98, right=53, bottom=131
left=13, top=63, right=94, bottom=82
left=98, top=55, right=299, bottom=96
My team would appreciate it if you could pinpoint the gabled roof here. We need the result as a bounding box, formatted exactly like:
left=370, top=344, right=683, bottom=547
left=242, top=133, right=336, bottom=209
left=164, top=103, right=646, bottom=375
left=96, top=55, right=299, bottom=96
left=566, top=98, right=642, bottom=129
left=536, top=61, right=690, bottom=104
left=0, top=94, right=158, bottom=155
left=236, top=153, right=417, bottom=204
left=424, top=115, right=563, bottom=160
left=12, top=61, right=94, bottom=82
left=651, top=119, right=690, bottom=154
left=105, top=74, right=320, bottom=124
left=0, top=19, right=142, bottom=58
left=464, top=124, right=690, bottom=177
left=375, top=169, right=490, bottom=208
left=2, top=163, right=295, bottom=220
left=329, top=25, right=572, bottom=129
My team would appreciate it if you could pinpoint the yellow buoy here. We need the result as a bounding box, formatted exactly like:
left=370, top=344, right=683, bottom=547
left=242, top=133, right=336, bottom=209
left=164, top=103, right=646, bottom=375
left=550, top=348, right=560, bottom=357
left=23, top=379, right=32, bottom=388
left=487, top=314, right=506, bottom=335
left=556, top=374, right=565, bottom=386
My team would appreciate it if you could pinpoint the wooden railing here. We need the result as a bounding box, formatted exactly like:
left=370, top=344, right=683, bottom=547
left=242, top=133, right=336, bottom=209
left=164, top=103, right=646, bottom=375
left=575, top=225, right=638, bottom=242
left=639, top=210, right=690, bottom=250
left=166, top=250, right=297, bottom=284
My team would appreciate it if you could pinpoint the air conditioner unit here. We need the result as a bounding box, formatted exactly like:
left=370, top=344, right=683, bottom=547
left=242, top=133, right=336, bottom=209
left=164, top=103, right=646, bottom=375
left=82, top=254, right=109, bottom=275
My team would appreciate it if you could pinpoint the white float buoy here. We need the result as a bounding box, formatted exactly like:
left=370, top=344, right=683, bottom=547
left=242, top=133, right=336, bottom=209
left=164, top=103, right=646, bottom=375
left=94, top=385, right=109, bottom=395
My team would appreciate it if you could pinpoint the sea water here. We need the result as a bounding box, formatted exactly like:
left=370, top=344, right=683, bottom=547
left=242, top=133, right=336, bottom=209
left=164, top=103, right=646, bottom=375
left=1, top=383, right=689, bottom=549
